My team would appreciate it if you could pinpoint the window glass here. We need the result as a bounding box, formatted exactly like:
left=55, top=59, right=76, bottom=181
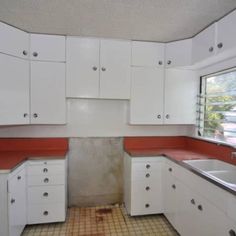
left=198, top=69, right=236, bottom=144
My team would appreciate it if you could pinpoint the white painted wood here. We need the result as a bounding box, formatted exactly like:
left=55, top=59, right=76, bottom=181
left=165, top=39, right=192, bottom=67
left=164, top=69, right=198, bottom=124
left=131, top=41, right=165, bottom=67
left=0, top=54, right=30, bottom=125
left=66, top=37, right=100, bottom=98
left=0, top=22, right=29, bottom=59
left=30, top=34, right=65, bottom=62
left=217, top=10, right=236, bottom=54
left=27, top=160, right=65, bottom=166
left=8, top=166, right=26, bottom=236
left=27, top=174, right=65, bottom=186
left=30, top=61, right=66, bottom=124
left=100, top=39, right=131, bottom=99
left=192, top=24, right=216, bottom=63
left=27, top=203, right=65, bottom=224
left=130, top=67, right=164, bottom=124
left=27, top=164, right=65, bottom=176
left=28, top=186, right=65, bottom=204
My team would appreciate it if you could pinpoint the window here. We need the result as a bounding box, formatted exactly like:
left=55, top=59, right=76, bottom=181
left=198, top=68, right=236, bottom=145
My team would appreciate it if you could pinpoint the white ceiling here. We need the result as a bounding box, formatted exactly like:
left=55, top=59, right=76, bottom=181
left=0, top=0, right=236, bottom=42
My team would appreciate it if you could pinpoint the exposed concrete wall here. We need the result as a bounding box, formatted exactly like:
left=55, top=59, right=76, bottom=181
left=68, top=137, right=124, bottom=207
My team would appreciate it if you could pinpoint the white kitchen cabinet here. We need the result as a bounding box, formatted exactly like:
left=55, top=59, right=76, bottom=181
left=192, top=23, right=216, bottom=63
left=30, top=34, right=65, bottom=62
left=8, top=164, right=27, bottom=236
left=124, top=154, right=163, bottom=216
left=66, top=37, right=131, bottom=99
left=131, top=41, right=165, bottom=67
left=99, top=39, right=131, bottom=99
left=164, top=69, right=198, bottom=124
left=0, top=54, right=30, bottom=125
left=30, top=61, right=66, bottom=124
left=0, top=22, right=29, bottom=59
left=130, top=67, right=164, bottom=124
left=165, top=39, right=192, bottom=67
left=66, top=37, right=100, bottom=98
left=216, top=10, right=236, bottom=54
left=27, top=158, right=67, bottom=224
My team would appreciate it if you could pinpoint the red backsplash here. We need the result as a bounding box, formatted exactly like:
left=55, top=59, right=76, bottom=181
left=124, top=136, right=236, bottom=165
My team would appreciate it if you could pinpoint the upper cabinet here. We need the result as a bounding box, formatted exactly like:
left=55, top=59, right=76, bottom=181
left=99, top=39, right=131, bottom=99
left=30, top=34, right=66, bottom=62
left=216, top=10, right=236, bottom=54
left=165, top=39, right=192, bottom=67
left=0, top=22, right=29, bottom=59
left=131, top=41, right=165, bottom=67
left=192, top=24, right=216, bottom=64
left=66, top=37, right=131, bottom=99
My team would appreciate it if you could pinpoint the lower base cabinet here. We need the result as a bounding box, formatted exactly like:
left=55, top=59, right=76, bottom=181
left=124, top=153, right=236, bottom=236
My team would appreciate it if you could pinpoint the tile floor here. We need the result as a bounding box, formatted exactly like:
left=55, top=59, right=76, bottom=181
left=22, top=205, right=179, bottom=236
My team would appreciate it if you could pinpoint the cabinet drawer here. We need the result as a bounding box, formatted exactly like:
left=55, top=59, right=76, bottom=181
left=28, top=185, right=65, bottom=204
left=131, top=170, right=160, bottom=181
left=132, top=161, right=161, bottom=172
left=27, top=159, right=65, bottom=166
left=131, top=197, right=163, bottom=216
left=27, top=164, right=65, bottom=176
left=131, top=179, right=161, bottom=194
left=27, top=175, right=65, bottom=186
left=27, top=203, right=66, bottom=224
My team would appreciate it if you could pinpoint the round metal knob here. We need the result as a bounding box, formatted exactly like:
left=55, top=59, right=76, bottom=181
left=157, top=115, right=161, bottom=119
left=172, top=184, right=176, bottom=189
left=33, top=52, right=38, bottom=57
left=208, top=46, right=214, bottom=52
left=33, top=113, right=38, bottom=118
left=168, top=168, right=172, bottom=172
left=145, top=204, right=150, bottom=208
left=23, top=113, right=28, bottom=118
left=145, top=173, right=150, bottom=178
left=146, top=164, right=150, bottom=169
left=11, top=198, right=15, bottom=204
left=166, top=114, right=170, bottom=119
left=198, top=205, right=203, bottom=211
left=145, top=186, right=150, bottom=191
left=167, top=60, right=171, bottom=65
left=17, top=176, right=21, bottom=180
left=92, top=66, right=97, bottom=71
left=217, top=42, right=223, bottom=49
left=43, top=211, right=49, bottom=216
left=158, top=61, right=163, bottom=65
left=190, top=199, right=195, bottom=205
left=44, top=178, right=49, bottom=183
left=229, top=229, right=236, bottom=236
left=43, top=192, right=49, bottom=197
left=43, top=168, right=48, bottom=173
left=23, top=50, right=28, bottom=56
left=101, top=67, right=106, bottom=71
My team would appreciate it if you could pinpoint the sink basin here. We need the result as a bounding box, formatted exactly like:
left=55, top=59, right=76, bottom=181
left=183, top=159, right=235, bottom=172
left=207, top=170, right=236, bottom=186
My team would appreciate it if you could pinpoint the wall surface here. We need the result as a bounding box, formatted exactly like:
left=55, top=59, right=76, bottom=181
left=68, top=137, right=124, bottom=207
left=0, top=99, right=194, bottom=137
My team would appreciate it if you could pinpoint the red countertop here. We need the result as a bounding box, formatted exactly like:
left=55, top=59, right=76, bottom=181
left=0, top=138, right=68, bottom=172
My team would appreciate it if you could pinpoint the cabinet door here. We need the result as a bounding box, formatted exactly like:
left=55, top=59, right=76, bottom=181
left=0, top=22, right=29, bottom=59
left=130, top=67, right=164, bottom=124
left=164, top=69, right=198, bottom=124
left=30, top=62, right=66, bottom=124
left=100, top=39, right=131, bottom=99
left=66, top=37, right=100, bottom=98
left=192, top=24, right=216, bottom=63
left=165, top=39, right=192, bottom=67
left=217, top=10, right=236, bottom=54
left=0, top=54, right=30, bottom=125
left=131, top=41, right=165, bottom=67
left=8, top=168, right=27, bottom=236
left=30, top=34, right=65, bottom=62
